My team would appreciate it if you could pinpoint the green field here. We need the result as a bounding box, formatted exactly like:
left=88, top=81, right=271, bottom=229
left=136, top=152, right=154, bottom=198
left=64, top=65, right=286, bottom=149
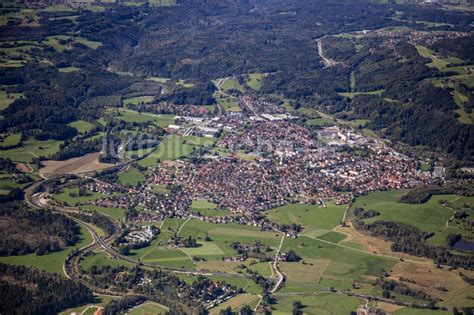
left=216, top=94, right=241, bottom=112
left=271, top=293, right=364, bottom=315
left=353, top=190, right=456, bottom=233
left=138, top=135, right=215, bottom=166
left=118, top=166, right=145, bottom=186
left=0, top=137, right=62, bottom=162
left=221, top=78, right=245, bottom=93
left=245, top=73, right=264, bottom=90
left=305, top=117, right=333, bottom=126
left=189, top=199, right=231, bottom=217
left=0, top=226, right=93, bottom=276
left=339, top=89, right=385, bottom=99
left=81, top=205, right=126, bottom=222
left=68, top=120, right=94, bottom=133
left=123, top=96, right=155, bottom=105
left=0, top=91, right=23, bottom=110
left=268, top=202, right=346, bottom=237
left=113, top=108, right=175, bottom=127
left=181, top=241, right=225, bottom=256
left=281, top=236, right=397, bottom=290
left=58, top=66, right=80, bottom=73
left=81, top=251, right=135, bottom=271
left=0, top=133, right=22, bottom=148
left=128, top=302, right=168, bottom=315
left=416, top=45, right=470, bottom=74
left=53, top=187, right=107, bottom=206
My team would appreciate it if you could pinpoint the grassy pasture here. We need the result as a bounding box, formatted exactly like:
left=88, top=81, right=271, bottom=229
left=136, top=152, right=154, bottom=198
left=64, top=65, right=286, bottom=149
left=245, top=73, right=265, bottom=90
left=81, top=251, right=135, bottom=271
left=209, top=294, right=258, bottom=315
left=53, top=187, right=107, bottom=206
left=0, top=137, right=62, bottom=162
left=68, top=120, right=94, bottom=133
left=113, top=108, right=175, bottom=127
left=221, top=78, right=245, bottom=93
left=353, top=190, right=456, bottom=233
left=271, top=293, right=364, bottom=315
left=339, top=89, right=385, bottom=99
left=268, top=202, right=345, bottom=236
left=0, top=91, right=23, bottom=110
left=0, top=133, right=22, bottom=148
left=58, top=66, right=80, bottom=73
left=305, top=117, right=333, bottom=126
left=128, top=302, right=168, bottom=315
left=123, top=96, right=155, bottom=105
left=118, top=166, right=145, bottom=186
left=0, top=226, right=92, bottom=276
left=282, top=236, right=397, bottom=290
left=416, top=45, right=470, bottom=74
left=81, top=205, right=126, bottom=222
left=189, top=199, right=232, bottom=217
left=216, top=94, right=241, bottom=112
left=138, top=135, right=215, bottom=166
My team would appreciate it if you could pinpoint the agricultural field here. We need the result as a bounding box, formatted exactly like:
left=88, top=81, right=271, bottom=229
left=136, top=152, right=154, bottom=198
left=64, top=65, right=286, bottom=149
left=68, top=120, right=95, bottom=134
left=416, top=45, right=470, bottom=74
left=209, top=294, right=258, bottom=315
left=81, top=251, right=135, bottom=271
left=281, top=235, right=397, bottom=290
left=189, top=199, right=231, bottom=217
left=123, top=95, right=155, bottom=105
left=0, top=133, right=22, bottom=148
left=81, top=205, right=126, bottom=222
left=0, top=226, right=93, bottom=276
left=271, top=293, right=364, bottom=315
left=339, top=89, right=385, bottom=99
left=138, top=135, right=215, bottom=166
left=0, top=137, right=62, bottom=162
left=118, top=166, right=145, bottom=186
left=216, top=94, right=241, bottom=112
left=0, top=91, right=23, bottom=110
left=221, top=78, right=245, bottom=93
left=112, top=108, right=175, bottom=127
left=267, top=202, right=346, bottom=237
left=244, top=73, right=265, bottom=90
left=128, top=302, right=168, bottom=315
left=53, top=187, right=109, bottom=206
left=352, top=190, right=457, bottom=233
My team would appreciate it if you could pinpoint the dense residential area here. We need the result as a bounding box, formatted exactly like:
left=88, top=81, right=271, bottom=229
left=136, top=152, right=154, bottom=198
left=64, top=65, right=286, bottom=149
left=0, top=0, right=473, bottom=314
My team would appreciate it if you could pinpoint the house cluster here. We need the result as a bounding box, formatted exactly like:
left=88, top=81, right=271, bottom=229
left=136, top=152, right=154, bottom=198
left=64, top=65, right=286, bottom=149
left=124, top=225, right=158, bottom=245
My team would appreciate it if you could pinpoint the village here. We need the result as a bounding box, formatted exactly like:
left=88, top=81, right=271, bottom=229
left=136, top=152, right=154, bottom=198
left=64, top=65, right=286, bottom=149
left=78, top=94, right=437, bottom=240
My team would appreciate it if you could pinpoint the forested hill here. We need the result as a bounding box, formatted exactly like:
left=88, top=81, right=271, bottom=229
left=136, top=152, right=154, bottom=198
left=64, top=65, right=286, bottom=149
left=0, top=0, right=472, bottom=160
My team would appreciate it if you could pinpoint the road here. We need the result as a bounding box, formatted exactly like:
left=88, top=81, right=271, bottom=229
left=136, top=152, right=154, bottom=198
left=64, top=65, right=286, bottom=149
left=317, top=37, right=337, bottom=67
left=270, top=233, right=285, bottom=293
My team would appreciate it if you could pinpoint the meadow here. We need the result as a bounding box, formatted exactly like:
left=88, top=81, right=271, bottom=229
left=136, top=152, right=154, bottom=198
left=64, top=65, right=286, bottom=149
left=0, top=133, right=22, bottom=148
left=0, top=226, right=93, bottom=276
left=353, top=190, right=457, bottom=233
left=118, top=166, right=146, bottom=186
left=0, top=137, right=62, bottom=162
left=138, top=135, right=215, bottom=166
left=0, top=91, right=23, bottom=110
left=128, top=302, right=168, bottom=315
left=81, top=251, right=135, bottom=271
left=268, top=202, right=346, bottom=237
left=123, top=95, right=155, bottom=105
left=81, top=205, right=126, bottom=222
left=53, top=187, right=108, bottom=206
left=271, top=292, right=364, bottom=315
left=67, top=120, right=94, bottom=134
